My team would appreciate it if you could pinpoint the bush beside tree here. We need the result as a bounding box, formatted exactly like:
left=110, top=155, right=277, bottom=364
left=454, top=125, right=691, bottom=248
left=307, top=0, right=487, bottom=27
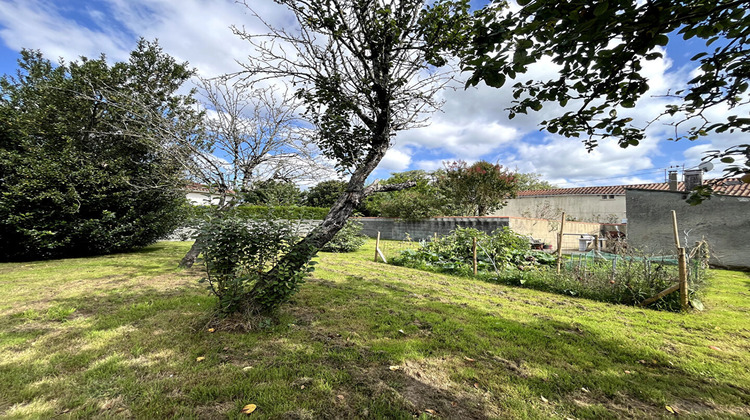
left=320, top=220, right=366, bottom=252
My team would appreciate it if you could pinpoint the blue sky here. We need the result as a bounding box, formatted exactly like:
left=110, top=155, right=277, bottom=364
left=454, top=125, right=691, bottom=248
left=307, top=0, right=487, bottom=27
left=0, top=0, right=744, bottom=188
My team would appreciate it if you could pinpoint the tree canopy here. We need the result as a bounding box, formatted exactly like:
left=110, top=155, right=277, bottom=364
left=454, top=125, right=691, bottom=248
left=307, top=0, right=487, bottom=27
left=0, top=40, right=201, bottom=261
left=304, top=180, right=348, bottom=208
left=362, top=170, right=450, bottom=220
left=457, top=0, right=749, bottom=190
left=514, top=172, right=557, bottom=191
left=241, top=179, right=303, bottom=206
left=439, top=160, right=517, bottom=216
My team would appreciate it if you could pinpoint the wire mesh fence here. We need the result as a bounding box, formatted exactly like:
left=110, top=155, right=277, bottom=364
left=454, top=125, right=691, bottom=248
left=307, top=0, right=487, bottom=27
left=376, top=238, right=422, bottom=262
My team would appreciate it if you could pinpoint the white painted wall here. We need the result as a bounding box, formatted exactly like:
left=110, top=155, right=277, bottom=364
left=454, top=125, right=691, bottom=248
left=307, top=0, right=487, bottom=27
left=185, top=192, right=225, bottom=206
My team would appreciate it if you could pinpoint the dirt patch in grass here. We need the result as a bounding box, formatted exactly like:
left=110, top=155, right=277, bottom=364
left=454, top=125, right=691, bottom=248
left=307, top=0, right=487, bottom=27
left=346, top=359, right=504, bottom=419
left=194, top=401, right=235, bottom=419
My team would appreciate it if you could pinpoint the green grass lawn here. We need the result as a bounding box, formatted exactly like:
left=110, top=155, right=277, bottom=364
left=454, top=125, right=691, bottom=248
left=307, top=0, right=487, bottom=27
left=1, top=240, right=748, bottom=419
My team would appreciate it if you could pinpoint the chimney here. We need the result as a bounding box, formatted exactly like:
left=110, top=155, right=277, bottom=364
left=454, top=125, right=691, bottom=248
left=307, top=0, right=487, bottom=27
left=684, top=169, right=703, bottom=191
left=668, top=171, right=678, bottom=191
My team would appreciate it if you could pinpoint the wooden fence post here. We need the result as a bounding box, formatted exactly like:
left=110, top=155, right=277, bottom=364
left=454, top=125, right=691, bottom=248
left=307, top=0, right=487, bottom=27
left=678, top=247, right=689, bottom=309
left=472, top=237, right=478, bottom=276
left=556, top=212, right=566, bottom=274
left=671, top=210, right=681, bottom=248
left=374, top=231, right=381, bottom=263
left=671, top=211, right=689, bottom=310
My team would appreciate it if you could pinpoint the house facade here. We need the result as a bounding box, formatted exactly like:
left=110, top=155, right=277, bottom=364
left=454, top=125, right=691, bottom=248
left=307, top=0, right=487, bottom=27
left=492, top=177, right=736, bottom=224
left=184, top=183, right=235, bottom=206
left=493, top=186, right=628, bottom=223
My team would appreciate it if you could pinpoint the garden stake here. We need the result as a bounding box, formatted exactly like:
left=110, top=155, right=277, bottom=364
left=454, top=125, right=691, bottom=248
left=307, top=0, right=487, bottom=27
left=678, top=247, right=689, bottom=309
left=556, top=212, right=566, bottom=274
left=374, top=231, right=381, bottom=262
left=672, top=211, right=689, bottom=310
left=472, top=237, right=478, bottom=276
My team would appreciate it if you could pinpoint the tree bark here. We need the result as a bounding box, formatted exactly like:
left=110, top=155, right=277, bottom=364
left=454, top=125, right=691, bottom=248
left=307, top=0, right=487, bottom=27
left=179, top=237, right=204, bottom=268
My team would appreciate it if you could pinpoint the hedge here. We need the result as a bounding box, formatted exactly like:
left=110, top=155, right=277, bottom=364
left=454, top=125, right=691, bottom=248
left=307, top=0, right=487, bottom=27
left=188, top=205, right=330, bottom=221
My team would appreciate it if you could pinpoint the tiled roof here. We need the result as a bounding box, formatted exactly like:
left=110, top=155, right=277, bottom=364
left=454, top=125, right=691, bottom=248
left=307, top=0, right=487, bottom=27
left=518, top=178, right=750, bottom=198
left=627, top=178, right=750, bottom=197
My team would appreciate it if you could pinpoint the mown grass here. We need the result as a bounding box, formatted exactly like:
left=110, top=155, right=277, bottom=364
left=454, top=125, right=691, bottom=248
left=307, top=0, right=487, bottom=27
left=0, top=240, right=748, bottom=419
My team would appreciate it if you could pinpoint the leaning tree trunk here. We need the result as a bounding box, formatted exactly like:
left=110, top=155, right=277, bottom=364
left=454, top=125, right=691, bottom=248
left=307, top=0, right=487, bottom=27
left=246, top=130, right=414, bottom=312
left=179, top=196, right=232, bottom=268
left=179, top=238, right=204, bottom=268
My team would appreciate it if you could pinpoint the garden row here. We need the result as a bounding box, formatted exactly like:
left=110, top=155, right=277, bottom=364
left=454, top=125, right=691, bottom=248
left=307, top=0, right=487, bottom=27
left=388, top=227, right=708, bottom=312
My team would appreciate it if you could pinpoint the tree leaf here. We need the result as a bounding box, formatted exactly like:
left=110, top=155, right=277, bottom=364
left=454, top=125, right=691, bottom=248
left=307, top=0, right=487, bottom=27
left=241, top=404, right=257, bottom=414
left=594, top=2, right=608, bottom=16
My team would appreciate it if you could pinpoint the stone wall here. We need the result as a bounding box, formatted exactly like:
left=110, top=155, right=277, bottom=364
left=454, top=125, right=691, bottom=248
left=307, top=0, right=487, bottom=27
left=626, top=189, right=750, bottom=270
left=354, top=216, right=608, bottom=252
left=163, top=219, right=322, bottom=241
left=354, top=217, right=511, bottom=241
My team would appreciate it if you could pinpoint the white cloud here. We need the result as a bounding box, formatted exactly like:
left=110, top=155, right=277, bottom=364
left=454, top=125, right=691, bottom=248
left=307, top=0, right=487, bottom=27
left=377, top=148, right=412, bottom=172
left=502, top=134, right=661, bottom=184
left=0, top=0, right=132, bottom=61
left=0, top=0, right=294, bottom=78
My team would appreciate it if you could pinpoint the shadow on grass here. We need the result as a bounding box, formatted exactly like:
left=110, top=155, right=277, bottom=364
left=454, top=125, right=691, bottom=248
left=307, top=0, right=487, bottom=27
left=1, top=265, right=748, bottom=419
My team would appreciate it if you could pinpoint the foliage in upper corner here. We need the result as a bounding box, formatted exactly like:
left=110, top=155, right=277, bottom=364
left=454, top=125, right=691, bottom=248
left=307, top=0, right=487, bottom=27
left=320, top=220, right=366, bottom=252
left=0, top=40, right=202, bottom=261
left=455, top=0, right=750, bottom=191
left=197, top=215, right=311, bottom=315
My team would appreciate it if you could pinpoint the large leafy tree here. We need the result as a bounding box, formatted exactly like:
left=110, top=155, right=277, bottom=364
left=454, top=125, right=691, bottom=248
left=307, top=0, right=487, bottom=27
left=438, top=160, right=518, bottom=216
left=241, top=179, right=303, bottom=206
left=304, top=180, right=348, bottom=208
left=460, top=0, right=750, bottom=190
left=514, top=172, right=556, bottom=191
left=362, top=170, right=451, bottom=220
left=225, top=0, right=465, bottom=311
left=0, top=40, right=201, bottom=261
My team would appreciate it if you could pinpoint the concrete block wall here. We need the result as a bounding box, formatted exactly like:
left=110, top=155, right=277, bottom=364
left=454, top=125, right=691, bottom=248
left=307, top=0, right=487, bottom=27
left=626, top=189, right=750, bottom=270
left=354, top=217, right=511, bottom=241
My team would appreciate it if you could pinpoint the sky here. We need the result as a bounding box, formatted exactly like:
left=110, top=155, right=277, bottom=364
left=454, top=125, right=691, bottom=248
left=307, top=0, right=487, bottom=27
left=0, top=0, right=745, bottom=188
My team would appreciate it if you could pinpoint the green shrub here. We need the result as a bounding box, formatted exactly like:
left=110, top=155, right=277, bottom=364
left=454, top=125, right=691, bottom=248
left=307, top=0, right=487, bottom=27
left=392, top=226, right=551, bottom=273
left=392, top=227, right=708, bottom=311
left=197, top=216, right=308, bottom=314
left=321, top=220, right=366, bottom=252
